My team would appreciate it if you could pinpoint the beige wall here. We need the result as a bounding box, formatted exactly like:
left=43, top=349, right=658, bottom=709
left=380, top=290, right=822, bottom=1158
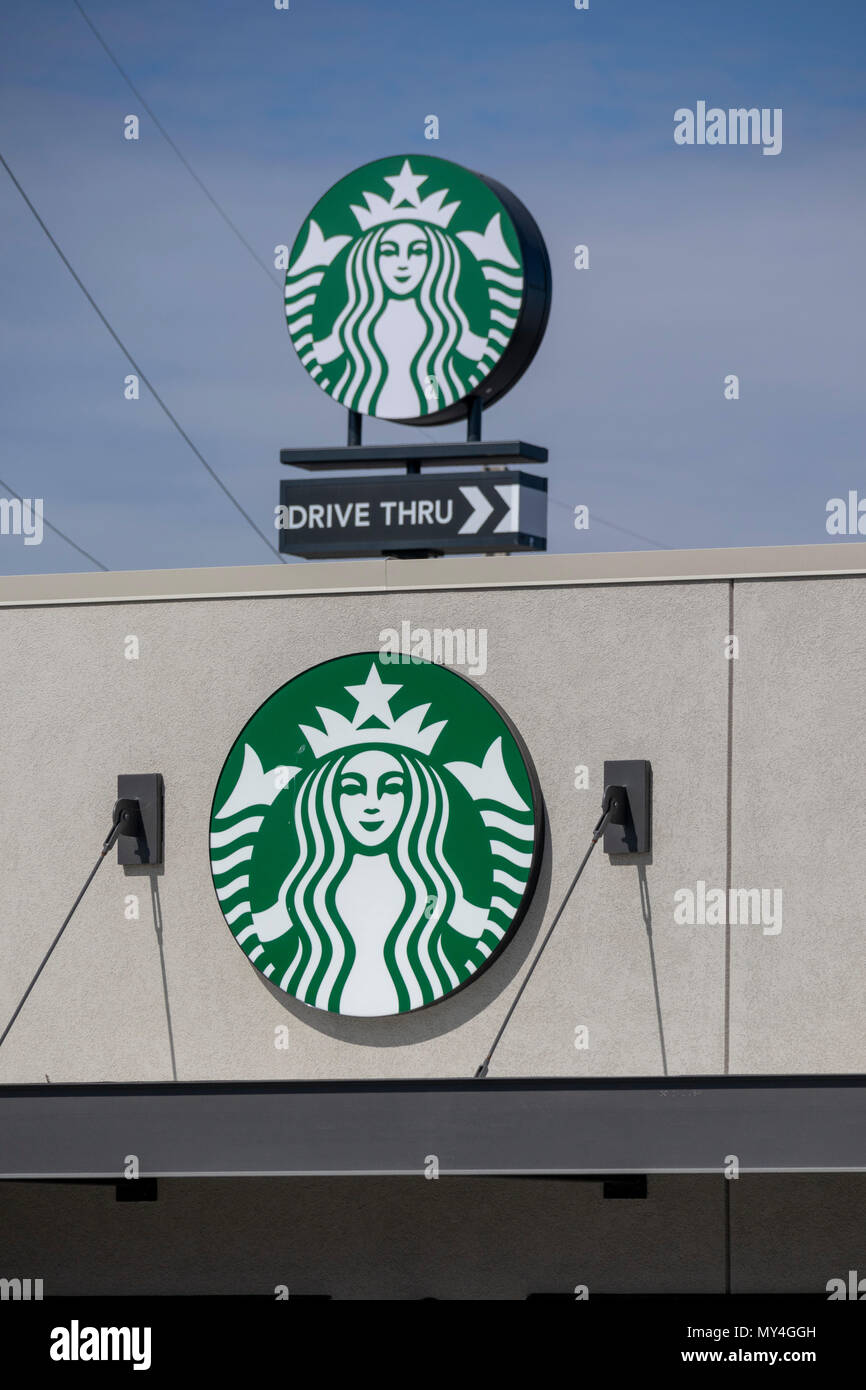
left=0, top=547, right=864, bottom=1084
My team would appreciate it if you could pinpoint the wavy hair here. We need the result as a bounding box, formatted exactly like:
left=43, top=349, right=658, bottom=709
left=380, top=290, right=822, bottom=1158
left=272, top=749, right=470, bottom=1012
left=328, top=225, right=474, bottom=417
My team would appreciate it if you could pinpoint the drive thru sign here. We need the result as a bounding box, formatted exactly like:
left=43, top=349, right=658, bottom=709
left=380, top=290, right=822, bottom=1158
left=277, top=470, right=546, bottom=557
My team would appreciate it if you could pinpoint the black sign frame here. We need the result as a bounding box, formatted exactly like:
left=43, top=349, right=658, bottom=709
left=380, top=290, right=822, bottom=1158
left=277, top=469, right=547, bottom=558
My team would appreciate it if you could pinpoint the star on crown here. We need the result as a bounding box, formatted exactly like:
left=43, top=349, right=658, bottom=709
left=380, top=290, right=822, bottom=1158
left=350, top=159, right=461, bottom=231
left=300, top=664, right=446, bottom=758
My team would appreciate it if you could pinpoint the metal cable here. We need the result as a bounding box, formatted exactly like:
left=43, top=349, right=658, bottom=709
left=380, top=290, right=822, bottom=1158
left=474, top=800, right=614, bottom=1078
left=0, top=814, right=125, bottom=1052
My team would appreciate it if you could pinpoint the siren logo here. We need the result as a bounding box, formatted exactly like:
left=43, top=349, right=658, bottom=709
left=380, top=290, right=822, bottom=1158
left=285, top=155, right=549, bottom=424
left=209, top=654, right=542, bottom=1016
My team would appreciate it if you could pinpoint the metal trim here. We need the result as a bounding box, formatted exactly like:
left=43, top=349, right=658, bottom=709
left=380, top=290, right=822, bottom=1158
left=2, top=1075, right=864, bottom=1178
left=2, top=544, right=866, bottom=610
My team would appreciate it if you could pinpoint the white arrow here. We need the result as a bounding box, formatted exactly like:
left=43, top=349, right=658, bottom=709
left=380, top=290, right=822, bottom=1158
left=458, top=485, right=495, bottom=534
left=493, top=484, right=519, bottom=533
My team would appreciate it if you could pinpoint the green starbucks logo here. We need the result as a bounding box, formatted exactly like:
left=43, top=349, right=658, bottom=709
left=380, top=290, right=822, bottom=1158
left=285, top=155, right=550, bottom=425
left=209, top=654, right=543, bottom=1016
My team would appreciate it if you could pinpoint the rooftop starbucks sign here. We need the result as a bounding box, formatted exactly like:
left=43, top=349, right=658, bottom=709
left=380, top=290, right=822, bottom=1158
left=284, top=155, right=551, bottom=425
left=278, top=156, right=551, bottom=558
left=209, top=654, right=543, bottom=1016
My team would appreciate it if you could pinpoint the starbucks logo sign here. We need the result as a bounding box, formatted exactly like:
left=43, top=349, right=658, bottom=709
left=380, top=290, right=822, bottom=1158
left=209, top=654, right=543, bottom=1016
left=285, top=155, right=551, bottom=425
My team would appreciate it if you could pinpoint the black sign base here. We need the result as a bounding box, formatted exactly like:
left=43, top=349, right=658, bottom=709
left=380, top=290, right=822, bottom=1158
left=280, top=440, right=547, bottom=472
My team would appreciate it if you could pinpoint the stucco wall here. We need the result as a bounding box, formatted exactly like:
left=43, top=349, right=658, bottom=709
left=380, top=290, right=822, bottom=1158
left=0, top=551, right=863, bottom=1084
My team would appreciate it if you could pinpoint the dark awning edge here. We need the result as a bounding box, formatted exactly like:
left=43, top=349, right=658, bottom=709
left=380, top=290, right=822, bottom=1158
left=1, top=1074, right=864, bottom=1178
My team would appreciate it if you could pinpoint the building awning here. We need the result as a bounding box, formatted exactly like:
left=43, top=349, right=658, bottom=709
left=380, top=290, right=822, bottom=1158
left=1, top=1075, right=864, bottom=1179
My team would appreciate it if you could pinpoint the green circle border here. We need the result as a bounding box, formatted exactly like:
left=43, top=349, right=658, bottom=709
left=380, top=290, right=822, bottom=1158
left=208, top=651, right=546, bottom=1016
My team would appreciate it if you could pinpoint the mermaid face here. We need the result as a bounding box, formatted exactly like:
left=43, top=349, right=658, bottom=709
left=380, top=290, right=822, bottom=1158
left=376, top=223, right=429, bottom=296
left=338, top=749, right=406, bottom=848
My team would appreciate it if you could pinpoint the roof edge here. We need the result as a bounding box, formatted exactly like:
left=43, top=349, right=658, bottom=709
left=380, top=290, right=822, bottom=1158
left=1, top=542, right=866, bottom=608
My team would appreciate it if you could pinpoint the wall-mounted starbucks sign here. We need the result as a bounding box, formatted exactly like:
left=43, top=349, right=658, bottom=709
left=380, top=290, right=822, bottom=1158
left=209, top=654, right=543, bottom=1016
left=284, top=155, right=551, bottom=425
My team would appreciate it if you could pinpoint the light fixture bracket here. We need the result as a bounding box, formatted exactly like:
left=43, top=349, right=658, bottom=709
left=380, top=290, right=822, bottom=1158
left=602, top=760, right=651, bottom=855
left=116, top=774, right=164, bottom=866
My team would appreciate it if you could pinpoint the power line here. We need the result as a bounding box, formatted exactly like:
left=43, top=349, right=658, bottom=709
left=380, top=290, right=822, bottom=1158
left=548, top=492, right=671, bottom=550
left=588, top=513, right=671, bottom=549
left=0, top=149, right=286, bottom=563
left=0, top=475, right=108, bottom=571
left=72, top=0, right=280, bottom=287
left=65, top=6, right=671, bottom=550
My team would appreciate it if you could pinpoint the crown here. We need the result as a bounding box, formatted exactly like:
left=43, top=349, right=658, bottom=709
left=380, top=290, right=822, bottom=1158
left=300, top=663, right=446, bottom=758
left=350, top=158, right=460, bottom=232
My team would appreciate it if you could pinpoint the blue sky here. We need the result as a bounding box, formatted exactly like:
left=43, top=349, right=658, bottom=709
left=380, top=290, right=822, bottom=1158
left=1, top=0, right=864, bottom=573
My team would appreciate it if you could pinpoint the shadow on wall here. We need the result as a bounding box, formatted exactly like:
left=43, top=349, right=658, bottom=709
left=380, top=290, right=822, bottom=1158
left=608, top=854, right=668, bottom=1077
left=124, top=864, right=177, bottom=1082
